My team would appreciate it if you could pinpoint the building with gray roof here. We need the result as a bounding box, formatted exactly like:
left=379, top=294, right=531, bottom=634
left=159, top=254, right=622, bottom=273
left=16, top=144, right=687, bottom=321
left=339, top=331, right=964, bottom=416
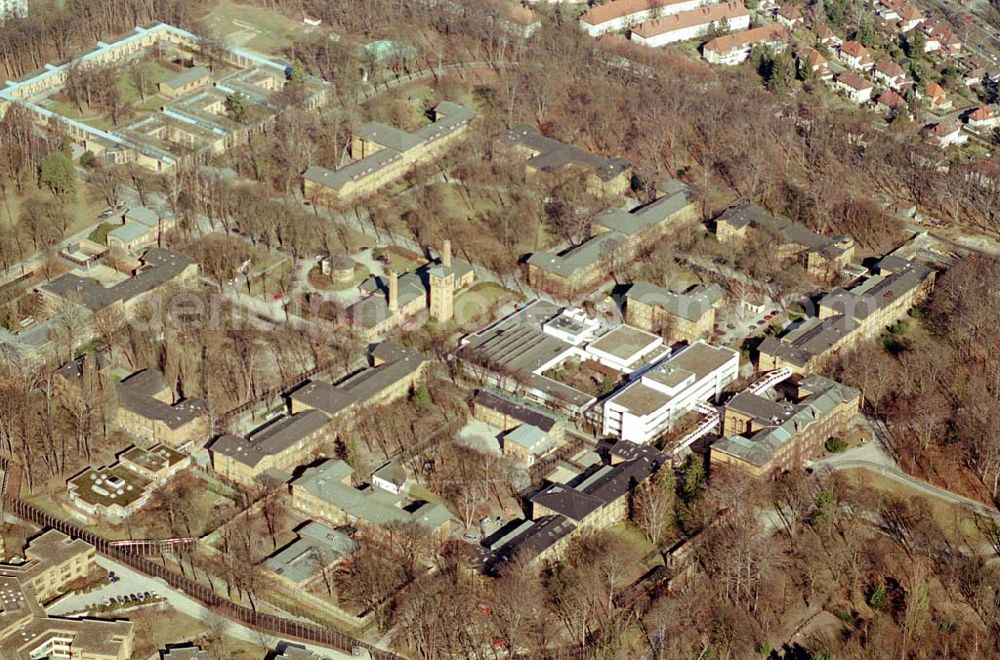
left=711, top=374, right=861, bottom=476
left=526, top=181, right=698, bottom=299
left=38, top=248, right=197, bottom=314
left=302, top=101, right=476, bottom=203
left=625, top=281, right=723, bottom=342
left=264, top=521, right=356, bottom=586
left=291, top=459, right=455, bottom=535
left=759, top=257, right=934, bottom=373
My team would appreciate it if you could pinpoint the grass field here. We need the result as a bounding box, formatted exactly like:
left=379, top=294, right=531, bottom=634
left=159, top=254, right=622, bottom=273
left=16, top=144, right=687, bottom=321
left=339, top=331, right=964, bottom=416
left=202, top=0, right=313, bottom=56
left=3, top=183, right=109, bottom=239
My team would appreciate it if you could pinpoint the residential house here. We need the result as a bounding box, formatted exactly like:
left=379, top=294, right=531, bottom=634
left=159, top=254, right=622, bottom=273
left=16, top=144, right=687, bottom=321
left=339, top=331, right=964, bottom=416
left=703, top=24, right=789, bottom=66
left=623, top=281, right=724, bottom=342
left=922, top=121, right=967, bottom=148
left=876, top=89, right=909, bottom=116
left=796, top=47, right=832, bottom=80
left=711, top=374, right=861, bottom=477
left=873, top=57, right=907, bottom=90
left=628, top=2, right=751, bottom=48
left=814, top=24, right=842, bottom=49
left=922, top=21, right=961, bottom=56
left=775, top=4, right=804, bottom=28
left=837, top=40, right=873, bottom=70
left=922, top=82, right=952, bottom=111
left=833, top=71, right=874, bottom=104
left=965, top=105, right=999, bottom=130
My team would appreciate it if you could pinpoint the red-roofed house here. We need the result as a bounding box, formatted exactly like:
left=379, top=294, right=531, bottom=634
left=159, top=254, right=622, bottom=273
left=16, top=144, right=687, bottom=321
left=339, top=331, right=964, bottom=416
left=838, top=40, right=874, bottom=71
left=775, top=4, right=804, bottom=28
left=922, top=21, right=962, bottom=56
left=965, top=105, right=999, bottom=129
left=922, top=82, right=952, bottom=111
left=796, top=47, right=832, bottom=80
left=876, top=89, right=908, bottom=115
left=814, top=24, right=842, bottom=49
left=873, top=57, right=907, bottom=90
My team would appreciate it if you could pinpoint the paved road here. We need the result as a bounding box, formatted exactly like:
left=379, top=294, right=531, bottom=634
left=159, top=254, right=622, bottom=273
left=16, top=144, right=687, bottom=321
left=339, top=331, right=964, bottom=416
left=810, top=430, right=1000, bottom=519
left=49, top=556, right=355, bottom=659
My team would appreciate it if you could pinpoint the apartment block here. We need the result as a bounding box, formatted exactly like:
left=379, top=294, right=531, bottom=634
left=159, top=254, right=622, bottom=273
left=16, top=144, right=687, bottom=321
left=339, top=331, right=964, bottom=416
left=711, top=374, right=861, bottom=476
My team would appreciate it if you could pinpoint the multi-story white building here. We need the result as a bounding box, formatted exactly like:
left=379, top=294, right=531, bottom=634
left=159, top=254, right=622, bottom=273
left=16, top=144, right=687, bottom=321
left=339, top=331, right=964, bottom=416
left=603, top=341, right=739, bottom=444
left=579, top=0, right=710, bottom=37
left=0, top=0, right=27, bottom=20
left=630, top=2, right=750, bottom=48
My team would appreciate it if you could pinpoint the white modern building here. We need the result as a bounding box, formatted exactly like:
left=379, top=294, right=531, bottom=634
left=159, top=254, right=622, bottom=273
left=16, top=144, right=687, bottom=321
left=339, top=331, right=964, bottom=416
left=602, top=341, right=739, bottom=444
left=579, top=0, right=709, bottom=37
left=0, top=0, right=26, bottom=20
left=629, top=2, right=750, bottom=48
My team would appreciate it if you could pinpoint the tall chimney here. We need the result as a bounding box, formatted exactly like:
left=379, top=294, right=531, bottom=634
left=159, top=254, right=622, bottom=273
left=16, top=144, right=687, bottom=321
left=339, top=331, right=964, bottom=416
left=387, top=269, right=398, bottom=312
left=442, top=239, right=452, bottom=269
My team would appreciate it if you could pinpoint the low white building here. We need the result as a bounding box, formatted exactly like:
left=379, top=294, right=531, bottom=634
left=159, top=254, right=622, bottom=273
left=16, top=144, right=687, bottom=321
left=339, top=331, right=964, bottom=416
left=630, top=2, right=750, bottom=48
left=966, top=105, right=999, bottom=130
left=602, top=341, right=739, bottom=444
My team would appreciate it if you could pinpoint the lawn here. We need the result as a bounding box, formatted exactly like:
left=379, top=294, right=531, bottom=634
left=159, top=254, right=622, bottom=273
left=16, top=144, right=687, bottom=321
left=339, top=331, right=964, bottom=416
left=453, top=282, right=521, bottom=326
left=202, top=0, right=313, bottom=56
left=4, top=183, right=109, bottom=240
left=88, top=222, right=114, bottom=245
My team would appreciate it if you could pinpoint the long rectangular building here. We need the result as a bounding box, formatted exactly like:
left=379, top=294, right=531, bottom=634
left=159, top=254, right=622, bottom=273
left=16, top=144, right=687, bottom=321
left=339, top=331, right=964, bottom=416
left=580, top=0, right=710, bottom=37
left=630, top=2, right=751, bottom=48
left=758, top=256, right=935, bottom=373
